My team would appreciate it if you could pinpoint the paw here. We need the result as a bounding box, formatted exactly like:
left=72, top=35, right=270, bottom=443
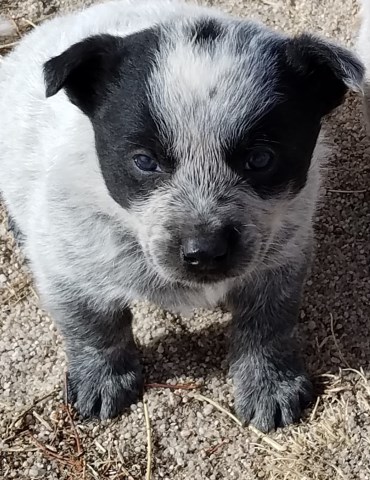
left=66, top=355, right=143, bottom=420
left=232, top=361, right=313, bottom=432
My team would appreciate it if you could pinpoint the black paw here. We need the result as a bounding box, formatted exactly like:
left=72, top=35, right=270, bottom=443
left=232, top=360, right=313, bottom=432
left=66, top=355, right=143, bottom=420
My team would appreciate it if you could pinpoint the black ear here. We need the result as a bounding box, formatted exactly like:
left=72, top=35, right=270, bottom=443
left=44, top=34, right=123, bottom=115
left=285, top=33, right=364, bottom=115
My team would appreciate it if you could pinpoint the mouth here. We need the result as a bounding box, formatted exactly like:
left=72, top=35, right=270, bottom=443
left=176, top=262, right=246, bottom=286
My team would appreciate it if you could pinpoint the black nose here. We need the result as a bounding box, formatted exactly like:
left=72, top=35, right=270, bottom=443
left=181, top=227, right=235, bottom=270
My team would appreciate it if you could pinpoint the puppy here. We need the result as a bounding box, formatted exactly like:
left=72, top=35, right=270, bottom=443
left=0, top=0, right=364, bottom=432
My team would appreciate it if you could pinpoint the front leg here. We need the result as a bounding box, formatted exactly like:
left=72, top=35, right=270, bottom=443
left=45, top=283, right=143, bottom=419
left=227, top=262, right=313, bottom=432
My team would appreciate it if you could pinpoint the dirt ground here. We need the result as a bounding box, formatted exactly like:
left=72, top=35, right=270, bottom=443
left=1, top=0, right=370, bottom=479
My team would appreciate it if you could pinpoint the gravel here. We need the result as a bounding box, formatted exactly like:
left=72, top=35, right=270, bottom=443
left=1, top=0, right=370, bottom=479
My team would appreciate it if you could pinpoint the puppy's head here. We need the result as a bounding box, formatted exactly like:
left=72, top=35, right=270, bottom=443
left=44, top=15, right=364, bottom=285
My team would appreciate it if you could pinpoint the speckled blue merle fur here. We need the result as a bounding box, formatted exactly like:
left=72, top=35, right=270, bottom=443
left=0, top=0, right=364, bottom=431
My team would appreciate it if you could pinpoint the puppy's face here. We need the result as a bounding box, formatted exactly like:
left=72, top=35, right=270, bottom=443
left=44, top=17, right=363, bottom=285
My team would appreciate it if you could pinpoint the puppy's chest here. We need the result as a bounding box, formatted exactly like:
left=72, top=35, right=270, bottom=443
left=150, top=280, right=234, bottom=317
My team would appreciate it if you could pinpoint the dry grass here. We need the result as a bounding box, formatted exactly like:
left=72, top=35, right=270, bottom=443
left=2, top=370, right=370, bottom=479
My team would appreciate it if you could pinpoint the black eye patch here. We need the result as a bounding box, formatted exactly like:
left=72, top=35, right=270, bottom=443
left=225, top=96, right=322, bottom=197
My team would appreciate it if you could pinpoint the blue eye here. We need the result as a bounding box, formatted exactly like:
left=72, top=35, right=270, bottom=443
left=133, top=154, right=161, bottom=172
left=246, top=148, right=275, bottom=171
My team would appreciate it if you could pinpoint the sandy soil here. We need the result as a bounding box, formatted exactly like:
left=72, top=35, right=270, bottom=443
left=1, top=1, right=370, bottom=479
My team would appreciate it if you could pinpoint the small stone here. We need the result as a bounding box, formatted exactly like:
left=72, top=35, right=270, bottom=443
left=0, top=16, right=16, bottom=36
left=28, top=467, right=42, bottom=478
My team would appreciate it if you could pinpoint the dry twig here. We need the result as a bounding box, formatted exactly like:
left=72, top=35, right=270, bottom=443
left=329, top=313, right=350, bottom=368
left=64, top=371, right=83, bottom=456
left=327, top=188, right=367, bottom=194
left=32, top=411, right=53, bottom=432
left=30, top=435, right=78, bottom=468
left=309, top=396, right=321, bottom=422
left=23, top=18, right=37, bottom=28
left=143, top=398, right=152, bottom=480
left=192, top=393, right=286, bottom=452
left=8, top=389, right=57, bottom=433
left=0, top=41, right=18, bottom=49
left=192, top=393, right=242, bottom=426
left=205, top=439, right=228, bottom=456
